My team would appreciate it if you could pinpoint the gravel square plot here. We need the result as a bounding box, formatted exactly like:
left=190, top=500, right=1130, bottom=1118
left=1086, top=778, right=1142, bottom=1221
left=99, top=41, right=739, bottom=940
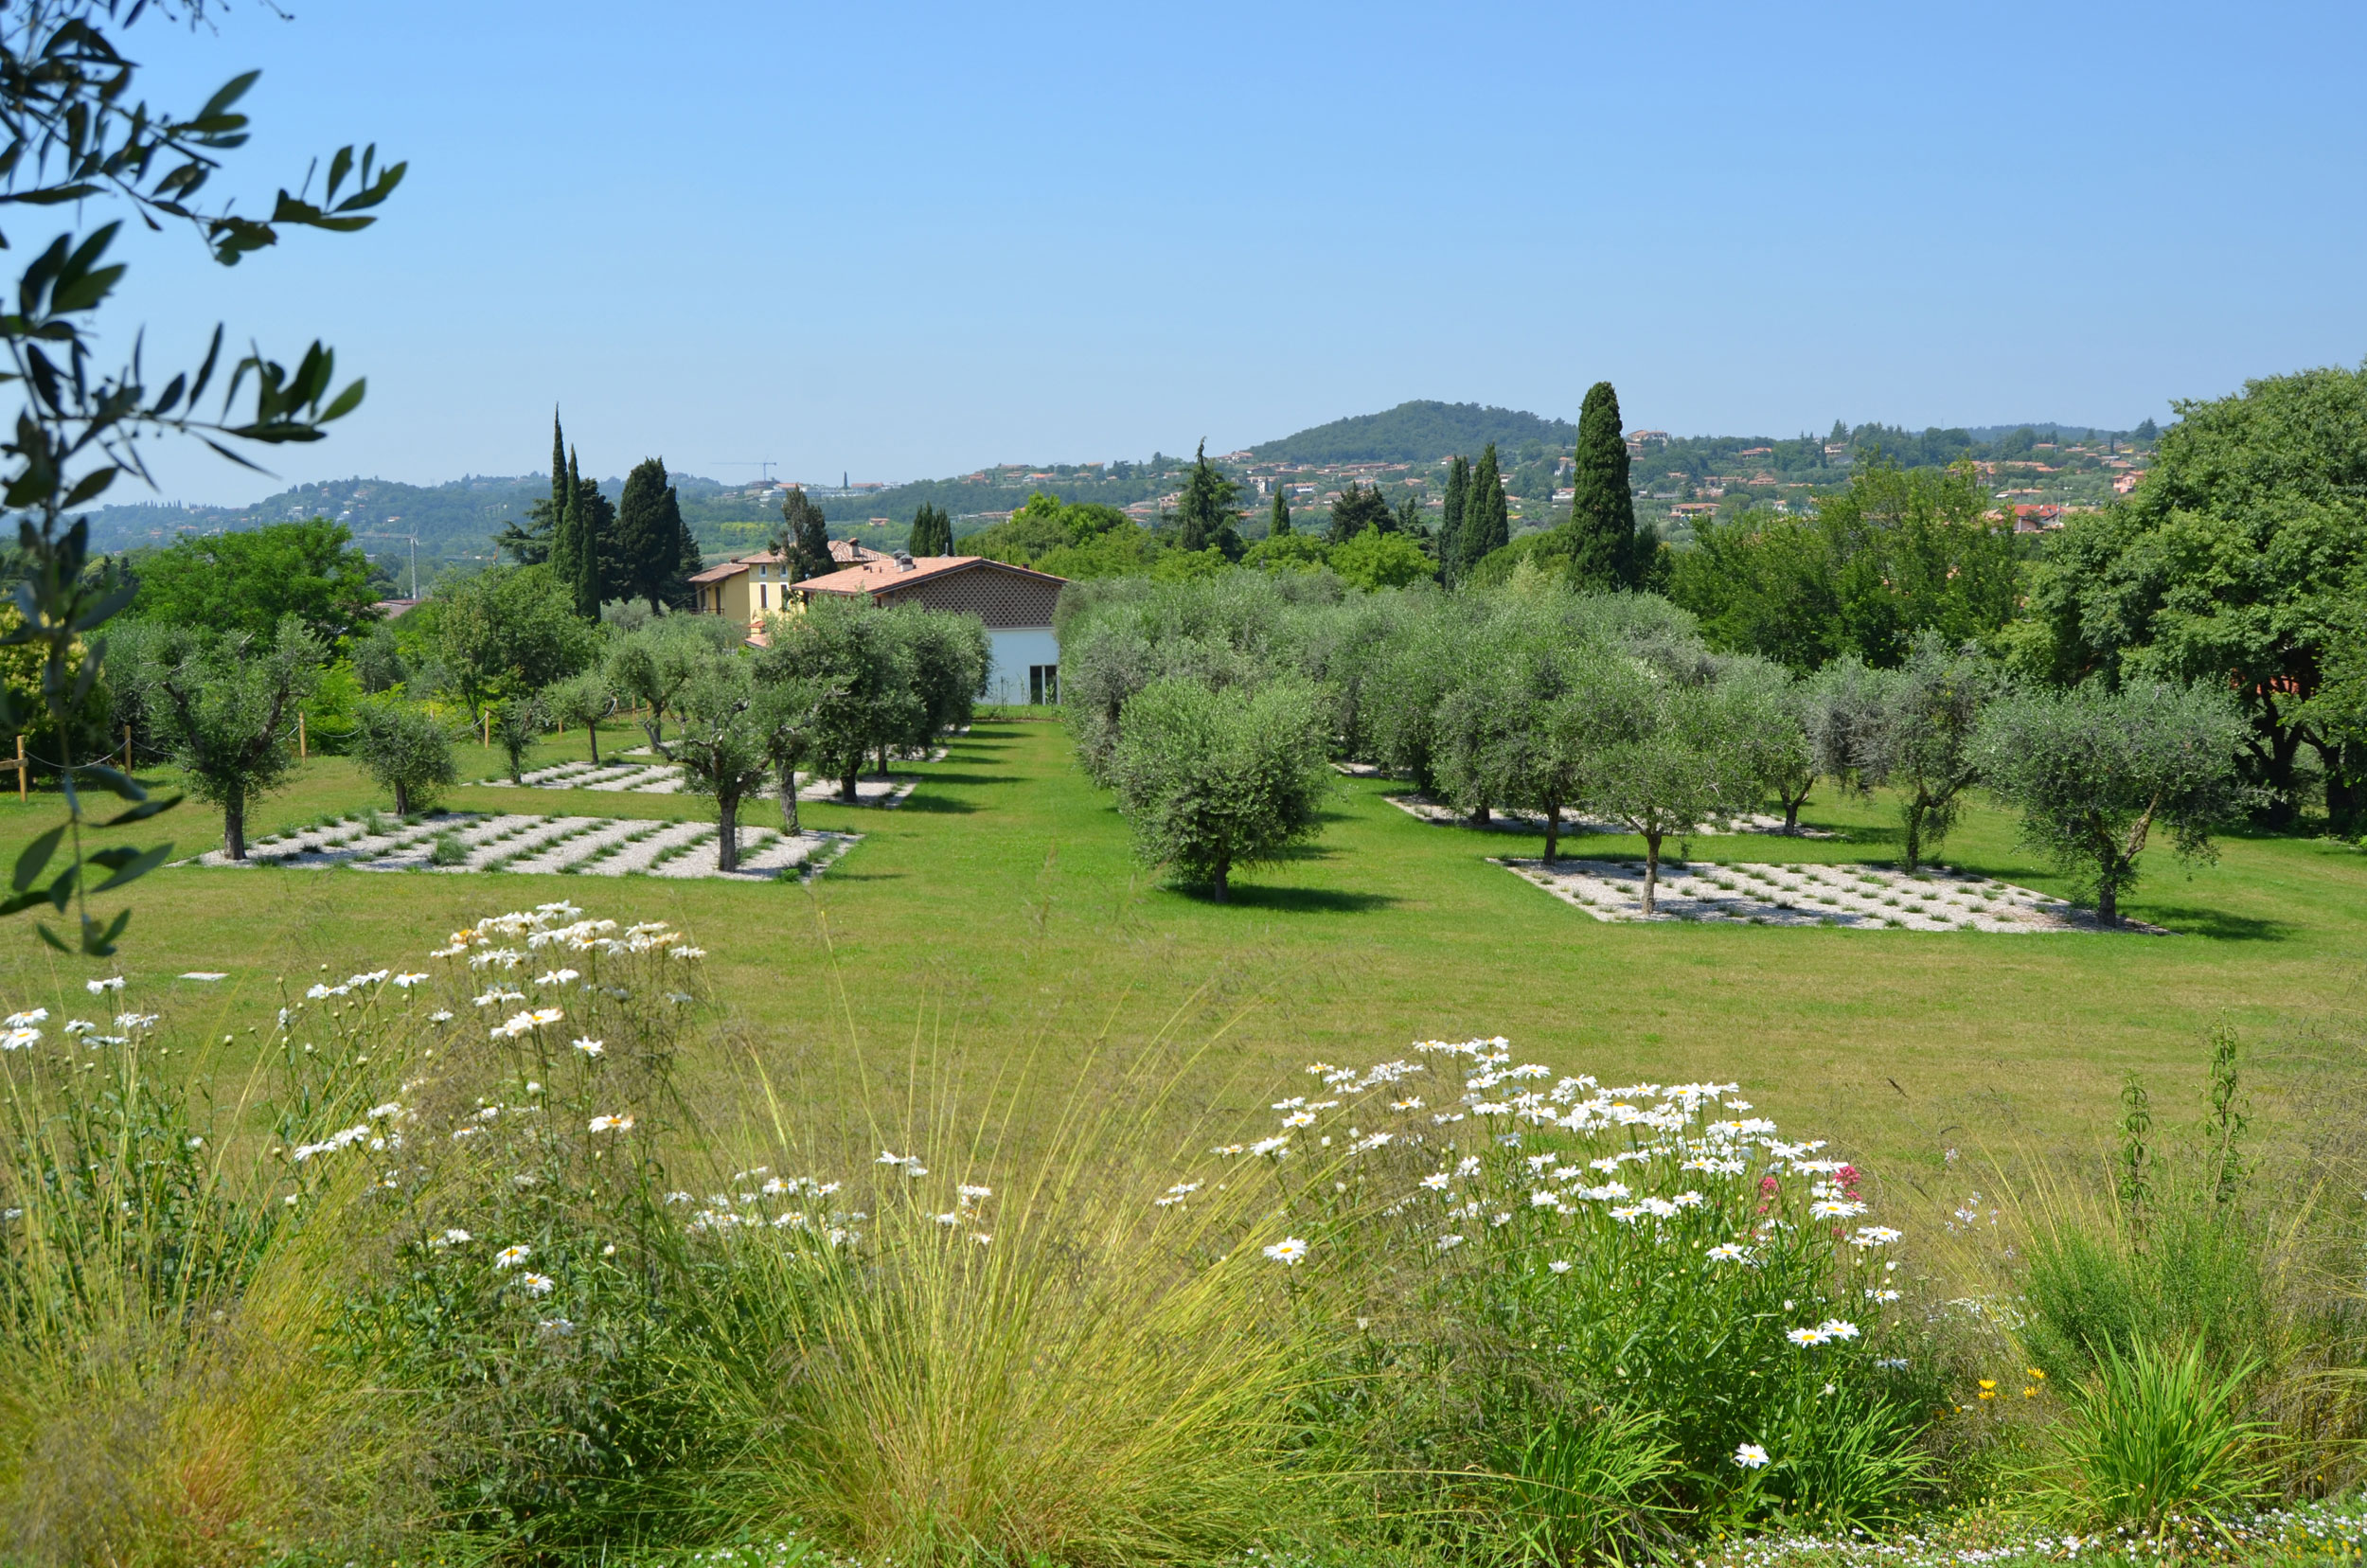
left=1386, top=792, right=1833, bottom=839
left=1500, top=857, right=2170, bottom=934
left=189, top=811, right=858, bottom=883
left=476, top=760, right=917, bottom=806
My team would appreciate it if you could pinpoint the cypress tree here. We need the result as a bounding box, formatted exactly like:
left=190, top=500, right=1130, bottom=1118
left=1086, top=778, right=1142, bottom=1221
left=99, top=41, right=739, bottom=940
left=1460, top=443, right=1508, bottom=574
left=1442, top=454, right=1470, bottom=581
left=1565, top=380, right=1638, bottom=591
left=1175, top=440, right=1238, bottom=556
left=1269, top=487, right=1291, bottom=538
left=548, top=410, right=567, bottom=548
left=616, top=457, right=679, bottom=612
left=908, top=503, right=952, bottom=556
left=564, top=447, right=600, bottom=618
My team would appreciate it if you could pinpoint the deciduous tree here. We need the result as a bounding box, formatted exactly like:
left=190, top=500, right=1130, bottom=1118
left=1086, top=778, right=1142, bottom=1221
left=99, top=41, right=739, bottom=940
left=436, top=565, right=596, bottom=722
left=127, top=519, right=382, bottom=650
left=774, top=487, right=834, bottom=582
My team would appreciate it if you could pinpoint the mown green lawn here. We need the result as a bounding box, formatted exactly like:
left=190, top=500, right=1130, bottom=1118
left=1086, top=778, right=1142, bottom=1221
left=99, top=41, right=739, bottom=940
left=0, top=718, right=2359, bottom=1178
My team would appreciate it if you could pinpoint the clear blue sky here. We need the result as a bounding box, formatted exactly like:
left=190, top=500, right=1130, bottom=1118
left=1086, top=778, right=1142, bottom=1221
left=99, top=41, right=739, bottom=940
left=104, top=0, right=2367, bottom=503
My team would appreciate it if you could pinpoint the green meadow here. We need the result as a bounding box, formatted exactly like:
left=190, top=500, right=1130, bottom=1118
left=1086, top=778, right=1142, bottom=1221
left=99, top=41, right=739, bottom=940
left=4, top=715, right=2359, bottom=1174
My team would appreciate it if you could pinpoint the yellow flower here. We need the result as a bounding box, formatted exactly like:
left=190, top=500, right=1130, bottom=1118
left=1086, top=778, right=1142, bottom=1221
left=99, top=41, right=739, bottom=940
left=1978, top=1389, right=1996, bottom=1400
left=2023, top=1386, right=2038, bottom=1399
left=1978, top=1379, right=1997, bottom=1390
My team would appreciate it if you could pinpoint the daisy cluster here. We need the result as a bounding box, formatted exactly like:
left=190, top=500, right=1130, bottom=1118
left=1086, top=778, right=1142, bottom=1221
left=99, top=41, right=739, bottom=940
left=5, top=1001, right=162, bottom=1051
left=432, top=903, right=703, bottom=964
left=676, top=1169, right=863, bottom=1247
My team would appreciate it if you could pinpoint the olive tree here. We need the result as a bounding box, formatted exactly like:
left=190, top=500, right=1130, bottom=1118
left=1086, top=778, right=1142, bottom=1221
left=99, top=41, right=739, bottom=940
left=750, top=671, right=839, bottom=833
left=1110, top=678, right=1330, bottom=902
left=1858, top=635, right=1995, bottom=869
left=1433, top=618, right=1601, bottom=859
left=1978, top=680, right=2249, bottom=925
left=1566, top=659, right=1759, bottom=915
left=657, top=662, right=770, bottom=872
left=351, top=698, right=458, bottom=816
left=605, top=620, right=709, bottom=748
left=1718, top=656, right=1819, bottom=834
left=764, top=596, right=919, bottom=800
left=131, top=619, right=325, bottom=862
left=489, top=693, right=545, bottom=785
left=542, top=667, right=616, bottom=764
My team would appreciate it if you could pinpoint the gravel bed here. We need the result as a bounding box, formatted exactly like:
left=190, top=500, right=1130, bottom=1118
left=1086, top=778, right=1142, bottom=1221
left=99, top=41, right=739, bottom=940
left=1502, top=857, right=2169, bottom=933
left=186, top=811, right=859, bottom=883
left=1387, top=793, right=1831, bottom=839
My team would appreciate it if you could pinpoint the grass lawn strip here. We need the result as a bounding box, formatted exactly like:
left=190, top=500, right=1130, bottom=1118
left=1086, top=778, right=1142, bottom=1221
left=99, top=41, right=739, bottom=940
left=1387, top=790, right=1834, bottom=838
left=1504, top=856, right=2167, bottom=933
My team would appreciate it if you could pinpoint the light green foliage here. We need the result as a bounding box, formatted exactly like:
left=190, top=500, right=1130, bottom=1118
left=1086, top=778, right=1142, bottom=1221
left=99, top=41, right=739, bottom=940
left=887, top=603, right=988, bottom=741
left=126, top=619, right=326, bottom=861
left=1109, top=678, right=1329, bottom=900
left=125, top=519, right=383, bottom=651
left=1326, top=526, right=1433, bottom=591
left=351, top=622, right=410, bottom=695
left=2017, top=366, right=2367, bottom=829
left=659, top=662, right=771, bottom=870
left=1719, top=655, right=1821, bottom=833
left=1978, top=680, right=2248, bottom=924
left=751, top=671, right=835, bottom=832
left=349, top=697, right=457, bottom=815
left=1670, top=460, right=2018, bottom=671
left=1433, top=609, right=1605, bottom=856
left=2045, top=1341, right=2271, bottom=1530
left=1239, top=531, right=1329, bottom=574
left=963, top=490, right=1149, bottom=578
left=540, top=666, right=616, bottom=764
left=1857, top=634, right=1994, bottom=869
left=433, top=564, right=596, bottom=722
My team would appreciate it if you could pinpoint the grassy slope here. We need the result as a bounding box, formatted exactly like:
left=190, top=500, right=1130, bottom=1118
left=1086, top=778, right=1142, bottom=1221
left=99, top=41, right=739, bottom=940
left=0, top=719, right=2358, bottom=1177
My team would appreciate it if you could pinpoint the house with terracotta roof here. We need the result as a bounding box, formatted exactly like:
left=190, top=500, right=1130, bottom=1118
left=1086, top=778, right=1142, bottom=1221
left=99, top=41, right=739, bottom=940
left=787, top=553, right=1069, bottom=704
left=686, top=539, right=886, bottom=623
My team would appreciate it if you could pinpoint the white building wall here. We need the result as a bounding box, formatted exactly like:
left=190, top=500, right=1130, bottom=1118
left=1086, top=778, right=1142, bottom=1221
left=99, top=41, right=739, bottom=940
left=984, top=626, right=1060, bottom=704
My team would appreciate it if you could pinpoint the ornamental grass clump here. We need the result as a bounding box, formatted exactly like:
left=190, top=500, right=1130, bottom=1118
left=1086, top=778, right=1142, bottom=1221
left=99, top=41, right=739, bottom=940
left=1174, top=1041, right=1944, bottom=1545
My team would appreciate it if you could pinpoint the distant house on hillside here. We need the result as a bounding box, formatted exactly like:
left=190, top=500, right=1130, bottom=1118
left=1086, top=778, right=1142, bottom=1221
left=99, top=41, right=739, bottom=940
left=732, top=552, right=1069, bottom=705
left=687, top=539, right=886, bottom=620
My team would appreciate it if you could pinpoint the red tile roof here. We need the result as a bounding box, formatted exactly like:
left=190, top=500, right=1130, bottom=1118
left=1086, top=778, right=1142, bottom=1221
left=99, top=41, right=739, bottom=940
left=792, top=555, right=1066, bottom=597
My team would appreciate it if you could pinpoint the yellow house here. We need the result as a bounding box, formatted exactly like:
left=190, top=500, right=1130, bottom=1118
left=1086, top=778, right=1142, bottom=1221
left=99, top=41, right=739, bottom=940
left=686, top=541, right=885, bottom=629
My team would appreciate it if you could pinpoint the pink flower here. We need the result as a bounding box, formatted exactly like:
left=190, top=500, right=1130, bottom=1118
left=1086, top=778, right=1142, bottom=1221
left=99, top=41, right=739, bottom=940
left=1759, top=1176, right=1781, bottom=1194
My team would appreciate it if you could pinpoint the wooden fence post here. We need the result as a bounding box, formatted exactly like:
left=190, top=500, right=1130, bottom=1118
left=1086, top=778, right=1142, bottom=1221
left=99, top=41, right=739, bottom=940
left=297, top=710, right=307, bottom=760
left=123, top=723, right=132, bottom=770
left=483, top=710, right=491, bottom=748
left=14, top=733, right=23, bottom=803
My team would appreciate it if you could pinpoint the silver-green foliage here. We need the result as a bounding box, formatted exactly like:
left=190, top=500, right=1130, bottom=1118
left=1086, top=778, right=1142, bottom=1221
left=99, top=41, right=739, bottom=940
left=350, top=698, right=457, bottom=816
left=127, top=619, right=325, bottom=861
left=1109, top=678, right=1330, bottom=901
left=1978, top=679, right=2247, bottom=924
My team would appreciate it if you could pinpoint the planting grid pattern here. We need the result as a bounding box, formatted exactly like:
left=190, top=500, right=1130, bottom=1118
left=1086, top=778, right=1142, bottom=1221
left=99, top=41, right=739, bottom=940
left=477, top=756, right=929, bottom=807
left=189, top=812, right=857, bottom=882
left=1501, top=857, right=2169, bottom=933
left=1387, top=792, right=1832, bottom=839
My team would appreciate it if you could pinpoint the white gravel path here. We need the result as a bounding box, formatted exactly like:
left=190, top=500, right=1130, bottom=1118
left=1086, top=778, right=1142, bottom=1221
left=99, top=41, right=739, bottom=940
left=189, top=811, right=859, bottom=883
left=1501, top=857, right=2168, bottom=934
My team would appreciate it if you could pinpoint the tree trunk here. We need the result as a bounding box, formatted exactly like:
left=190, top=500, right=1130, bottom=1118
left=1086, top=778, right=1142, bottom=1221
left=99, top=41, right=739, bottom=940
left=1900, top=799, right=1924, bottom=870
left=394, top=779, right=411, bottom=817
left=718, top=796, right=739, bottom=873
left=1783, top=787, right=1806, bottom=834
left=1641, top=831, right=1662, bottom=916
left=1543, top=804, right=1560, bottom=863
left=2096, top=870, right=2118, bottom=927
left=224, top=795, right=246, bottom=863
left=778, top=768, right=801, bottom=833
left=841, top=770, right=858, bottom=802
left=1468, top=802, right=1490, bottom=827
left=586, top=720, right=601, bottom=766
left=1212, top=857, right=1229, bottom=903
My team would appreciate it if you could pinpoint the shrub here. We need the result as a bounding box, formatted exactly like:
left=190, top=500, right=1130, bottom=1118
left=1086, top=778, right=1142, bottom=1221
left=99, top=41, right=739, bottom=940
left=1109, top=678, right=1330, bottom=901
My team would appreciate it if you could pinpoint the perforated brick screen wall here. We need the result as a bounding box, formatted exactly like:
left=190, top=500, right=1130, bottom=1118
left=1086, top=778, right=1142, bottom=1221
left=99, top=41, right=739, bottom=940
left=878, top=564, right=1060, bottom=628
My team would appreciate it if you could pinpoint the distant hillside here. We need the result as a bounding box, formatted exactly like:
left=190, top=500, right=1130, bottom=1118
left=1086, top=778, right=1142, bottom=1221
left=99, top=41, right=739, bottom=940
left=1251, top=401, right=1578, bottom=465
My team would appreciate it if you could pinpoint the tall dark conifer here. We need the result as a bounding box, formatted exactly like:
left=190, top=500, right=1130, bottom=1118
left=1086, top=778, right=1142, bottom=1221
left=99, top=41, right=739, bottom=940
left=1175, top=440, right=1240, bottom=558
left=1564, top=380, right=1638, bottom=591
left=1460, top=443, right=1508, bottom=574
left=1269, top=487, right=1292, bottom=538
left=1442, top=454, right=1470, bottom=581
left=908, top=503, right=952, bottom=556
left=565, top=447, right=604, bottom=617
left=615, top=456, right=692, bottom=612
left=776, top=487, right=832, bottom=580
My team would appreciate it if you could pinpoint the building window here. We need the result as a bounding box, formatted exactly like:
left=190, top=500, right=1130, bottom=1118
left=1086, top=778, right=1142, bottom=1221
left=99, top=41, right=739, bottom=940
left=1029, top=664, right=1059, bottom=704
left=759, top=583, right=769, bottom=609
